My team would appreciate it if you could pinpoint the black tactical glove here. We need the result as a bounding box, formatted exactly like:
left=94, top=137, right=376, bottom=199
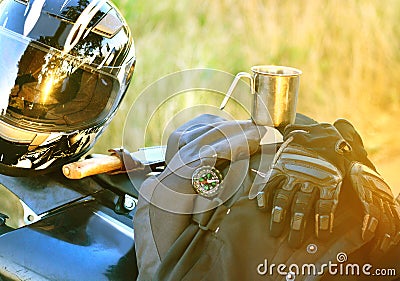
left=266, top=119, right=400, bottom=252
left=334, top=119, right=400, bottom=253
left=265, top=123, right=350, bottom=248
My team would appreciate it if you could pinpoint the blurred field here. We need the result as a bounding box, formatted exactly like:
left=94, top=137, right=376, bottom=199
left=94, top=0, right=400, bottom=193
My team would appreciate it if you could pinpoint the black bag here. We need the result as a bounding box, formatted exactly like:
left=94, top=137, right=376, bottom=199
left=134, top=114, right=400, bottom=281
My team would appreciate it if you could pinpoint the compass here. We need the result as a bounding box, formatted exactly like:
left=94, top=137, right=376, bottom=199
left=192, top=166, right=223, bottom=197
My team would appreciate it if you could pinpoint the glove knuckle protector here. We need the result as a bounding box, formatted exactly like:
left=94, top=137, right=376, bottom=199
left=267, top=123, right=346, bottom=246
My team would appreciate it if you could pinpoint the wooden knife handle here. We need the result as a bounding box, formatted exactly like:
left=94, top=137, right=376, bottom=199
left=62, top=155, right=122, bottom=179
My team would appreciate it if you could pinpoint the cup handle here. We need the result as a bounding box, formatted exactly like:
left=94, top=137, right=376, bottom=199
left=219, top=72, right=253, bottom=110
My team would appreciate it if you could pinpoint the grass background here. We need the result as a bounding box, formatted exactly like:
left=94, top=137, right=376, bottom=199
left=94, top=0, right=400, bottom=193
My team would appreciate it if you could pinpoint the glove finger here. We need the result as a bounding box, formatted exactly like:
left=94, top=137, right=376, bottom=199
left=383, top=200, right=397, bottom=233
left=360, top=197, right=380, bottom=242
left=360, top=193, right=396, bottom=256
left=391, top=204, right=400, bottom=245
left=248, top=172, right=282, bottom=210
left=315, top=198, right=337, bottom=241
left=368, top=178, right=400, bottom=247
left=270, top=180, right=298, bottom=237
left=392, top=202, right=400, bottom=226
left=287, top=184, right=318, bottom=248
left=264, top=173, right=286, bottom=210
left=372, top=200, right=398, bottom=253
left=264, top=165, right=288, bottom=207
left=349, top=163, right=382, bottom=241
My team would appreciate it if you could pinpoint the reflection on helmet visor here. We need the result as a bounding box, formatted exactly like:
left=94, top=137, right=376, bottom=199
left=0, top=27, right=120, bottom=131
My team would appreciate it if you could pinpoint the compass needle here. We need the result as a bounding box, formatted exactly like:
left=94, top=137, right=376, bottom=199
left=192, top=166, right=223, bottom=197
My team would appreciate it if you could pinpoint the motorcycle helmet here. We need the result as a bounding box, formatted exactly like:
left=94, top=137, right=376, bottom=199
left=0, top=0, right=136, bottom=176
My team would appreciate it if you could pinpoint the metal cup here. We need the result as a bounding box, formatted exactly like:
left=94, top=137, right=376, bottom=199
left=220, top=65, right=302, bottom=128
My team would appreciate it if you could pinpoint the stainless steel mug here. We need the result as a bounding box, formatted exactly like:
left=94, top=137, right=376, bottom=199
left=220, top=65, right=302, bottom=128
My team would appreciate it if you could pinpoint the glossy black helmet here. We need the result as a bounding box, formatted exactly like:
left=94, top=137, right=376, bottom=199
left=0, top=0, right=135, bottom=176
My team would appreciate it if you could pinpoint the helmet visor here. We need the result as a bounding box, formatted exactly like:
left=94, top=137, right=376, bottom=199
left=0, top=27, right=122, bottom=132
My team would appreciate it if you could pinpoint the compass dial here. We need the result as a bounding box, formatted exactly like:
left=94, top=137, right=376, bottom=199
left=192, top=166, right=223, bottom=197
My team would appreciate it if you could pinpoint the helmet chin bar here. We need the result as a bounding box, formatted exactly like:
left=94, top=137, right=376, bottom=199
left=0, top=120, right=102, bottom=173
left=19, top=128, right=100, bottom=171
